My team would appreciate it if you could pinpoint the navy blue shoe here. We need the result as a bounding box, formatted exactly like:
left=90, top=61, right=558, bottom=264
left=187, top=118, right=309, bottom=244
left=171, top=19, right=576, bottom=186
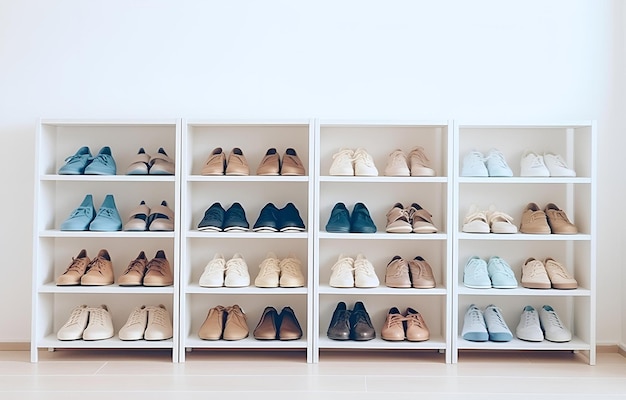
left=223, top=203, right=249, bottom=232
left=253, top=203, right=280, bottom=232
left=60, top=194, right=96, bottom=230
left=84, top=146, right=117, bottom=175
left=325, top=202, right=351, bottom=233
left=58, top=146, right=92, bottom=175
left=350, top=203, right=377, bottom=233
left=278, top=203, right=306, bottom=232
left=198, top=202, right=225, bottom=231
left=89, top=194, right=122, bottom=231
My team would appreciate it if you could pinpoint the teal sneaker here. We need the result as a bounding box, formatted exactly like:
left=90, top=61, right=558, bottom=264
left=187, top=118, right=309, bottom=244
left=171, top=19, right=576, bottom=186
left=58, top=146, right=92, bottom=175
left=350, top=203, right=377, bottom=233
left=463, top=256, right=491, bottom=288
left=84, top=146, right=116, bottom=175
left=325, top=202, right=350, bottom=233
left=60, top=194, right=96, bottom=230
left=89, top=194, right=122, bottom=231
left=487, top=256, right=518, bottom=288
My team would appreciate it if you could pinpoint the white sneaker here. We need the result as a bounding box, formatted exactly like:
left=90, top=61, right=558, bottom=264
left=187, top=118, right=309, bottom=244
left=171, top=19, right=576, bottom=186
left=144, top=304, right=173, bottom=340
left=485, top=148, right=513, bottom=177
left=520, top=150, right=550, bottom=177
left=462, top=204, right=490, bottom=233
left=119, top=305, right=148, bottom=341
left=461, top=304, right=488, bottom=341
left=329, top=254, right=355, bottom=288
left=384, top=149, right=410, bottom=176
left=353, top=148, right=378, bottom=176
left=485, top=205, right=518, bottom=233
left=408, top=146, right=435, bottom=176
left=539, top=305, right=572, bottom=342
left=483, top=304, right=513, bottom=342
left=83, top=305, right=114, bottom=341
left=329, top=148, right=355, bottom=176
left=279, top=255, right=305, bottom=287
left=57, top=305, right=89, bottom=340
left=516, top=305, right=543, bottom=342
left=461, top=150, right=488, bottom=177
left=543, top=152, right=576, bottom=177
left=224, top=253, right=250, bottom=287
left=354, top=253, right=379, bottom=288
left=254, top=252, right=280, bottom=288
left=199, top=253, right=226, bottom=287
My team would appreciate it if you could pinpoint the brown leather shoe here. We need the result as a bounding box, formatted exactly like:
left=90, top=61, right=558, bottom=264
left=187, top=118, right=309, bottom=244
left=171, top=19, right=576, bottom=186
left=201, top=147, right=226, bottom=175
left=385, top=256, right=411, bottom=288
left=143, top=250, right=173, bottom=286
left=256, top=148, right=280, bottom=176
left=225, top=148, right=249, bottom=176
left=223, top=305, right=249, bottom=340
left=281, top=148, right=305, bottom=176
left=381, top=307, right=405, bottom=341
left=544, top=203, right=578, bottom=234
left=198, top=305, right=227, bottom=340
left=408, top=256, right=436, bottom=288
left=405, top=307, right=430, bottom=341
left=56, top=249, right=90, bottom=286
left=519, top=202, right=551, bottom=234
left=118, top=251, right=148, bottom=286
left=253, top=306, right=278, bottom=340
left=278, top=306, right=303, bottom=340
left=80, top=249, right=114, bottom=285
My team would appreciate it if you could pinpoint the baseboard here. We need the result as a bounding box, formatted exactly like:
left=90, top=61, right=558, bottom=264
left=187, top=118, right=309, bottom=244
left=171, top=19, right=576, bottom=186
left=0, top=342, right=29, bottom=351
left=618, top=343, right=626, bottom=357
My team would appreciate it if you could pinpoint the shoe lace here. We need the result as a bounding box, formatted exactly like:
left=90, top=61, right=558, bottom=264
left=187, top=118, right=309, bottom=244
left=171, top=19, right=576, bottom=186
left=527, top=154, right=546, bottom=168
left=123, top=258, right=146, bottom=275
left=258, top=257, right=280, bottom=276
left=354, top=148, right=374, bottom=166
left=522, top=310, right=536, bottom=328
left=354, top=259, right=375, bottom=276
left=389, top=150, right=407, bottom=166
left=546, top=310, right=565, bottom=329
left=64, top=153, right=87, bottom=165
left=387, top=262, right=408, bottom=278
left=487, top=150, right=508, bottom=168
left=386, top=313, right=405, bottom=329
left=468, top=308, right=484, bottom=325
left=91, top=153, right=112, bottom=166
left=467, top=260, right=487, bottom=279
left=68, top=207, right=92, bottom=219
left=487, top=307, right=507, bottom=329
left=526, top=260, right=546, bottom=278
left=332, top=258, right=355, bottom=277
left=63, top=257, right=85, bottom=274
left=333, top=149, right=354, bottom=161
left=226, top=259, right=248, bottom=276
left=148, top=307, right=168, bottom=327
left=146, top=259, right=168, bottom=276
left=280, top=258, right=302, bottom=277
left=64, top=306, right=86, bottom=327
left=89, top=307, right=107, bottom=326
left=545, top=261, right=571, bottom=279
left=405, top=312, right=425, bottom=328
left=96, top=207, right=116, bottom=219
left=547, top=154, right=569, bottom=167
left=205, top=258, right=225, bottom=274
left=126, top=307, right=146, bottom=326
left=86, top=257, right=107, bottom=275
left=409, top=147, right=431, bottom=166
left=465, top=151, right=485, bottom=166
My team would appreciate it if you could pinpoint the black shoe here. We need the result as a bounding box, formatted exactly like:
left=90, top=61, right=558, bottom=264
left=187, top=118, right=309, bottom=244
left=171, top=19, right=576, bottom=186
left=325, top=202, right=350, bottom=233
left=278, top=202, right=305, bottom=232
left=350, top=203, right=377, bottom=233
left=223, top=202, right=249, bottom=232
left=327, top=302, right=351, bottom=340
left=253, top=203, right=280, bottom=232
left=198, top=202, right=225, bottom=231
left=350, top=301, right=376, bottom=341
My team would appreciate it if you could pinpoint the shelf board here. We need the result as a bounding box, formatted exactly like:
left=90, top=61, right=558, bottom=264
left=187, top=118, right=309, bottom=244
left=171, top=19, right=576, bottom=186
left=317, top=335, right=446, bottom=350
left=38, top=283, right=175, bottom=294
left=39, top=230, right=175, bottom=238
left=318, top=285, right=447, bottom=296
left=456, top=286, right=591, bottom=297
left=185, top=231, right=309, bottom=239
left=40, top=174, right=176, bottom=182
left=185, top=284, right=308, bottom=295
left=39, top=335, right=175, bottom=349
left=186, top=175, right=308, bottom=182
left=319, top=232, right=447, bottom=240
left=456, top=336, right=590, bottom=351
left=457, top=232, right=591, bottom=241
left=457, top=177, right=591, bottom=184
left=184, top=336, right=308, bottom=349
left=320, top=176, right=447, bottom=183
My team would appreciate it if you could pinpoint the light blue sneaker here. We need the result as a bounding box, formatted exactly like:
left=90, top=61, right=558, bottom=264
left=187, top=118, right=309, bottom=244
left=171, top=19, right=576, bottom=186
left=463, top=256, right=491, bottom=288
left=485, top=148, right=513, bottom=177
left=84, top=146, right=116, bottom=175
left=462, top=304, right=488, bottom=342
left=58, top=146, right=92, bottom=175
left=487, top=256, right=518, bottom=288
left=89, top=194, right=122, bottom=231
left=483, top=304, right=513, bottom=342
left=461, top=150, right=488, bottom=177
left=60, top=194, right=96, bottom=230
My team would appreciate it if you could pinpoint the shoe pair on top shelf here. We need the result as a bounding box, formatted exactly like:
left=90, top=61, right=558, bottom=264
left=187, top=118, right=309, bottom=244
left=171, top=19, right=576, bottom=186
left=197, top=202, right=305, bottom=232
left=60, top=194, right=122, bottom=231
left=386, top=202, right=438, bottom=233
left=385, top=255, right=436, bottom=289
left=124, top=200, right=174, bottom=231
left=57, top=304, right=114, bottom=341
left=326, top=202, right=376, bottom=233
left=119, top=304, right=173, bottom=341
left=253, top=306, right=303, bottom=340
left=384, top=147, right=435, bottom=177
left=520, top=150, right=576, bottom=177
left=202, top=147, right=305, bottom=176
left=461, top=149, right=513, bottom=177
left=329, top=148, right=378, bottom=176
left=126, top=147, right=175, bottom=175
left=462, top=205, right=517, bottom=234
left=520, top=202, right=577, bottom=234
left=327, top=301, right=375, bottom=341
left=463, top=256, right=517, bottom=289
left=58, top=146, right=116, bottom=175
left=329, top=254, right=379, bottom=288
left=521, top=257, right=577, bottom=289
left=381, top=307, right=430, bottom=342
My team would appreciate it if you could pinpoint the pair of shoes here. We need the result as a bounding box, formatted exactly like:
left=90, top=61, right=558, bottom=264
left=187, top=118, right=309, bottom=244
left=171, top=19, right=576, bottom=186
left=119, top=305, right=173, bottom=341
left=60, top=194, right=122, bottom=231
left=381, top=307, right=430, bottom=341
left=464, top=256, right=517, bottom=289
left=201, top=147, right=249, bottom=176
left=521, top=257, right=577, bottom=289
left=256, top=148, right=306, bottom=176
left=329, top=254, right=379, bottom=288
left=58, top=146, right=116, bottom=175
left=325, top=202, right=376, bottom=233
left=327, top=301, right=375, bottom=341
left=461, top=149, right=513, bottom=177
left=516, top=305, right=572, bottom=342
left=254, top=252, right=304, bottom=288
left=253, top=306, right=303, bottom=340
left=126, top=147, right=175, bottom=175
left=385, top=255, right=436, bottom=288
left=124, top=200, right=174, bottom=231
left=199, top=253, right=250, bottom=287
left=197, top=202, right=249, bottom=232
left=118, top=250, right=173, bottom=286
left=198, top=305, right=248, bottom=340
left=56, top=249, right=114, bottom=286
left=520, top=150, right=576, bottom=177
left=519, top=202, right=577, bottom=234
left=462, top=204, right=517, bottom=233
left=329, top=148, right=378, bottom=176
left=384, top=147, right=435, bottom=176
left=385, top=202, right=437, bottom=233
left=57, top=305, right=114, bottom=341
left=462, top=304, right=513, bottom=342
left=253, top=202, right=306, bottom=232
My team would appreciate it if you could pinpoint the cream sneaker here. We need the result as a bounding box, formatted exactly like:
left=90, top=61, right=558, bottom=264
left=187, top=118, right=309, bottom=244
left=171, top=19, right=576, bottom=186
left=254, top=252, right=280, bottom=288
left=329, top=254, right=355, bottom=288
left=144, top=304, right=173, bottom=340
left=354, top=253, right=379, bottom=288
left=329, top=148, right=355, bottom=176
left=119, top=305, right=148, bottom=341
left=544, top=257, right=578, bottom=289
left=57, top=305, right=89, bottom=340
left=462, top=204, right=490, bottom=233
left=224, top=253, right=250, bottom=287
left=279, top=255, right=305, bottom=287
left=384, top=149, right=410, bottom=176
left=199, top=253, right=226, bottom=287
left=408, top=146, right=435, bottom=176
left=353, top=148, right=378, bottom=176
left=521, top=257, right=551, bottom=289
left=486, top=206, right=518, bottom=234
left=83, top=305, right=114, bottom=341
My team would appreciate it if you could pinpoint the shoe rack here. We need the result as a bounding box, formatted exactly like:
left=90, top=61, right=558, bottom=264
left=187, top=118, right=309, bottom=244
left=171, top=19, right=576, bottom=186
left=452, top=122, right=597, bottom=364
left=180, top=119, right=314, bottom=362
left=314, top=120, right=453, bottom=363
left=31, top=119, right=181, bottom=362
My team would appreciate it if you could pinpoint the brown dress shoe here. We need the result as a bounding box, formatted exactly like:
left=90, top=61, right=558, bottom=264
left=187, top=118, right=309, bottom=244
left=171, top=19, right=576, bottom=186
left=519, top=202, right=551, bottom=234
left=143, top=250, right=173, bottom=286
left=544, top=203, right=578, bottom=234
left=253, top=306, right=278, bottom=340
left=198, top=305, right=227, bottom=340
left=56, top=249, right=90, bottom=286
left=201, top=147, right=226, bottom=175
left=80, top=249, right=114, bottom=285
left=223, top=305, right=249, bottom=340
left=225, top=148, right=249, bottom=176
left=278, top=306, right=303, bottom=340
left=385, top=256, right=411, bottom=288
left=408, top=256, right=436, bottom=288
left=381, top=307, right=405, bottom=341
left=405, top=307, right=430, bottom=341
left=281, top=148, right=305, bottom=176
left=256, top=148, right=280, bottom=176
left=118, top=251, right=148, bottom=286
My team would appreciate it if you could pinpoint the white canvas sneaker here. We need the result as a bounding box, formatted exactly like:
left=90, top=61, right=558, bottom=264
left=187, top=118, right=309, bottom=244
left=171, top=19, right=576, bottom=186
left=279, top=255, right=305, bottom=288
left=144, top=304, right=173, bottom=340
left=199, top=253, right=226, bottom=287
left=119, top=305, right=148, bottom=341
left=539, top=305, right=572, bottom=342
left=461, top=304, right=488, bottom=341
left=224, top=253, right=250, bottom=287
left=329, top=148, right=355, bottom=176
left=520, top=150, right=550, bottom=177
left=384, top=149, right=410, bottom=176
left=408, top=146, right=435, bottom=176
left=354, top=253, right=379, bottom=288
left=516, top=305, right=543, bottom=342
left=83, top=305, right=114, bottom=341
left=353, top=148, right=378, bottom=176
left=329, top=254, right=355, bottom=288
left=254, top=252, right=280, bottom=288
left=483, top=304, right=513, bottom=342
left=57, top=304, right=89, bottom=340
left=543, top=152, right=576, bottom=177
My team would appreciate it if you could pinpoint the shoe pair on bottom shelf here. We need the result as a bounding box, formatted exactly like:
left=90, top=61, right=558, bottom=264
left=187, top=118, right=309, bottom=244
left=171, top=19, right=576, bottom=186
left=198, top=305, right=249, bottom=341
left=385, top=255, right=436, bottom=289
left=462, top=304, right=513, bottom=342
left=119, top=305, right=173, bottom=341
left=381, top=307, right=430, bottom=342
left=58, top=146, right=116, bottom=175
left=329, top=254, right=379, bottom=288
left=57, top=305, right=114, bottom=341
left=327, top=301, right=375, bottom=341
left=253, top=306, right=303, bottom=341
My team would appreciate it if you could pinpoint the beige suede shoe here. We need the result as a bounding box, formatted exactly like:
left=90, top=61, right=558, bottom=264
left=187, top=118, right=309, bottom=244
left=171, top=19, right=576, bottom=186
left=198, top=305, right=227, bottom=340
left=544, top=203, right=578, bottom=234
left=80, top=249, right=114, bottom=286
left=519, top=202, right=551, bottom=234
left=223, top=305, right=249, bottom=340
left=405, top=307, right=430, bottom=341
left=201, top=147, right=226, bottom=175
left=256, top=148, right=280, bottom=175
left=118, top=251, right=148, bottom=286
left=385, top=256, right=411, bottom=288
left=143, top=250, right=173, bottom=286
left=544, top=257, right=578, bottom=289
left=381, top=307, right=406, bottom=341
left=281, top=148, right=305, bottom=176
left=225, top=147, right=249, bottom=175
left=56, top=249, right=90, bottom=286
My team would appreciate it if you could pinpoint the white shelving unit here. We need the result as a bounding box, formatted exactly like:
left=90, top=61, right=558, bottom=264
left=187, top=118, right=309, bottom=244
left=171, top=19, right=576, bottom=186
left=31, top=119, right=181, bottom=362
left=314, top=120, right=453, bottom=363
left=180, top=120, right=315, bottom=362
left=452, top=122, right=596, bottom=364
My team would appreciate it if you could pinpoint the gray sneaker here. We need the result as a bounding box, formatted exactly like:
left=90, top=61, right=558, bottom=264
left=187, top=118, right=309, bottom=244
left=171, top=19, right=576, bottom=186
left=483, top=304, right=513, bottom=342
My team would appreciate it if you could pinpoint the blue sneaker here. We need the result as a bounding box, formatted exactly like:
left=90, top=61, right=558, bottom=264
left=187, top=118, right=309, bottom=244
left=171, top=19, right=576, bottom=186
left=487, top=256, right=518, bottom=288
left=463, top=256, right=491, bottom=288
left=223, top=203, right=249, bottom=232
left=59, top=146, right=93, bottom=175
left=483, top=304, right=513, bottom=342
left=198, top=202, right=225, bottom=231
left=60, top=194, right=96, bottom=230
left=462, top=304, right=488, bottom=342
left=278, top=202, right=306, bottom=232
left=325, top=202, right=350, bottom=233
left=350, top=203, right=377, bottom=233
left=89, top=194, right=122, bottom=231
left=253, top=203, right=279, bottom=232
left=84, top=146, right=116, bottom=175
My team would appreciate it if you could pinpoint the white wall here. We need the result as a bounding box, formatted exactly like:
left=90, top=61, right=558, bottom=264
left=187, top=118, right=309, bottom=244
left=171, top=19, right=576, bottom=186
left=0, top=0, right=621, bottom=345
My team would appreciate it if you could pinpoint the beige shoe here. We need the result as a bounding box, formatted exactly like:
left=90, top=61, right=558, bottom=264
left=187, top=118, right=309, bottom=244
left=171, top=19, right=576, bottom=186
left=147, top=201, right=174, bottom=231
left=144, top=304, right=173, bottom=340
left=57, top=304, right=89, bottom=340
left=381, top=307, right=405, bottom=341
left=118, top=305, right=148, bottom=340
left=408, top=146, right=435, bottom=176
left=405, top=307, right=430, bottom=341
left=384, top=149, right=410, bottom=176
left=256, top=148, right=280, bottom=176
left=329, top=148, right=355, bottom=176
left=143, top=250, right=173, bottom=286
left=56, top=249, right=90, bottom=286
left=279, top=255, right=305, bottom=288
left=462, top=204, right=490, bottom=233
left=223, top=305, right=249, bottom=340
left=254, top=252, right=280, bottom=288
left=408, top=203, right=438, bottom=233
left=118, top=251, right=148, bottom=286
left=126, top=148, right=151, bottom=175
left=385, top=203, right=412, bottom=233
left=385, top=256, right=411, bottom=288
left=225, top=148, right=249, bottom=176
left=149, top=148, right=175, bottom=175
left=544, top=258, right=578, bottom=289
left=521, top=257, right=551, bottom=289
left=519, top=202, right=551, bottom=234
left=80, top=249, right=114, bottom=286
left=544, top=203, right=578, bottom=234
left=83, top=305, right=114, bottom=341
left=201, top=147, right=226, bottom=175
left=408, top=256, right=436, bottom=288
left=354, top=253, right=379, bottom=288
left=124, top=201, right=151, bottom=231
left=486, top=206, right=518, bottom=234
left=281, top=148, right=305, bottom=176
left=198, top=305, right=227, bottom=340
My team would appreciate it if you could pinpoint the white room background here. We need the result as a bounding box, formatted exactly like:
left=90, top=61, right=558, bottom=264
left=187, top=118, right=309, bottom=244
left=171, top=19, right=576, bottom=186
left=0, top=0, right=624, bottom=348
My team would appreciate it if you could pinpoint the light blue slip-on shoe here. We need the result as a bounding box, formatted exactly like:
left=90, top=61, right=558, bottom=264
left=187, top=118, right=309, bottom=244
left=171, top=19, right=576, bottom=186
left=58, top=146, right=92, bottom=175
left=487, top=256, right=518, bottom=288
left=84, top=146, right=117, bottom=175
left=60, top=194, right=96, bottom=230
left=485, top=148, right=513, bottom=177
left=89, top=194, right=122, bottom=231
left=463, top=256, right=491, bottom=288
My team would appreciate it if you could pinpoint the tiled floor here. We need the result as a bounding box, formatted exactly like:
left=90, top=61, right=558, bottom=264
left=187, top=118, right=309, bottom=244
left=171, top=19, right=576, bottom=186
left=1, top=349, right=626, bottom=399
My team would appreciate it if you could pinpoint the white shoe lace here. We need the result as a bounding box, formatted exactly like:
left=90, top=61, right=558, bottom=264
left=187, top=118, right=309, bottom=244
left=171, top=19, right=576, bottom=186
left=204, top=256, right=225, bottom=275
left=545, top=309, right=565, bottom=329
left=332, top=148, right=354, bottom=163
left=388, top=150, right=407, bottom=167
left=545, top=153, right=569, bottom=168
left=486, top=149, right=508, bottom=168
left=63, top=305, right=87, bottom=327
left=467, top=306, right=484, bottom=326
left=526, top=153, right=546, bottom=169
left=354, top=256, right=376, bottom=277
left=466, top=259, right=487, bottom=279
left=280, top=257, right=302, bottom=278
left=147, top=305, right=169, bottom=328
left=545, top=260, right=573, bottom=279
left=354, top=148, right=375, bottom=167
left=125, top=306, right=147, bottom=326
left=258, top=254, right=280, bottom=277
left=525, top=259, right=547, bottom=278
left=88, top=306, right=109, bottom=327
left=409, top=146, right=431, bottom=166
left=226, top=257, right=249, bottom=277
left=331, top=256, right=355, bottom=280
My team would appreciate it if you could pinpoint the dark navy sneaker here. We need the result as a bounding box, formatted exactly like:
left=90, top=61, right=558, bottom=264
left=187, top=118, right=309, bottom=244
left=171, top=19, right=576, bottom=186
left=325, top=202, right=350, bottom=233
left=277, top=202, right=306, bottom=232
left=253, top=203, right=280, bottom=232
left=350, top=203, right=377, bottom=233
left=223, top=202, right=249, bottom=232
left=197, top=202, right=225, bottom=231
left=89, top=194, right=122, bottom=231
left=58, top=146, right=92, bottom=175
left=60, top=194, right=96, bottom=230
left=84, top=146, right=117, bottom=175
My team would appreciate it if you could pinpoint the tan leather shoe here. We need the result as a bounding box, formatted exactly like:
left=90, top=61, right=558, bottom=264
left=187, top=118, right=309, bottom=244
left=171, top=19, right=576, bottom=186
left=118, top=251, right=148, bottom=286
left=521, top=257, right=551, bottom=289
left=147, top=201, right=174, bottom=231
left=519, top=202, right=551, bottom=234
left=148, top=147, right=175, bottom=175
left=544, top=257, right=578, bottom=289
left=256, top=148, right=280, bottom=176
left=381, top=307, right=406, bottom=341
left=223, top=305, right=249, bottom=340
left=278, top=306, right=303, bottom=340
left=385, top=203, right=412, bottom=233
left=198, top=305, right=227, bottom=340
left=80, top=249, right=114, bottom=285
left=201, top=147, right=226, bottom=175
left=544, top=203, right=578, bottom=234
left=385, top=256, right=411, bottom=288
left=281, top=148, right=305, bottom=176
left=405, top=307, right=430, bottom=341
left=124, top=201, right=151, bottom=231
left=225, top=148, right=249, bottom=176
left=143, top=250, right=173, bottom=286
left=253, top=306, right=278, bottom=340
left=408, top=256, right=436, bottom=288
left=56, top=249, right=90, bottom=286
